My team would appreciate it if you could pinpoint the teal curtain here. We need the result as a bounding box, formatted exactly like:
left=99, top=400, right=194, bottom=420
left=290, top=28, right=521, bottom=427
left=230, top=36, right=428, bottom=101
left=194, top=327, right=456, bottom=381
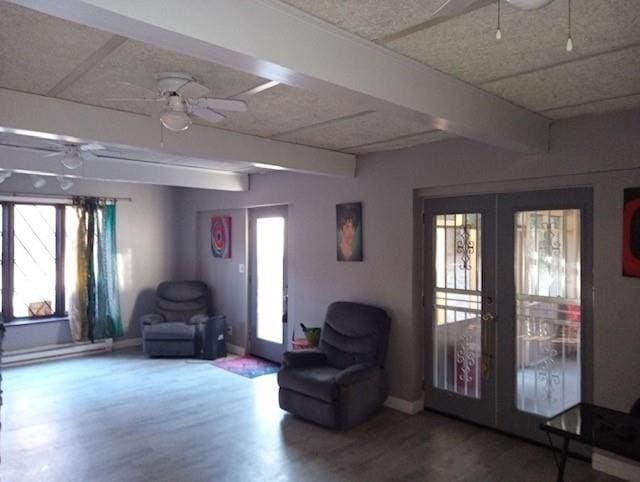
left=96, top=204, right=123, bottom=338
left=69, top=198, right=122, bottom=342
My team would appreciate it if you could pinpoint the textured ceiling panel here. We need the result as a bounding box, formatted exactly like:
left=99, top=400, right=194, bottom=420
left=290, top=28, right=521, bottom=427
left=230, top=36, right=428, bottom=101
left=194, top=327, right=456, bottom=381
left=347, top=130, right=453, bottom=154
left=277, top=111, right=434, bottom=150
left=483, top=46, right=640, bottom=112
left=215, top=84, right=365, bottom=137
left=0, top=1, right=113, bottom=94
left=59, top=40, right=267, bottom=115
left=281, top=0, right=442, bottom=40
left=386, top=0, right=640, bottom=85
left=542, top=94, right=640, bottom=120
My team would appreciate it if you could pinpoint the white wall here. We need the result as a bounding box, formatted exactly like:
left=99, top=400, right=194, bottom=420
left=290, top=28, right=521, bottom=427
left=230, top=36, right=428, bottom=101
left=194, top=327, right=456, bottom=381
left=172, top=108, right=640, bottom=412
left=1, top=174, right=175, bottom=350
left=196, top=209, right=248, bottom=347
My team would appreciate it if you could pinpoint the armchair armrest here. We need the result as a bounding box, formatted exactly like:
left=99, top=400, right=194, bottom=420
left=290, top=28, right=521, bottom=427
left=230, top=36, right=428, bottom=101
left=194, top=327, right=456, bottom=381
left=281, top=350, right=327, bottom=368
left=335, top=364, right=376, bottom=385
left=188, top=314, right=210, bottom=325
left=140, top=313, right=165, bottom=325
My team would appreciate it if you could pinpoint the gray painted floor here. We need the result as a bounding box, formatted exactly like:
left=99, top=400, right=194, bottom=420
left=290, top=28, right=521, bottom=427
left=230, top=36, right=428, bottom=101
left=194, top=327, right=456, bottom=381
left=2, top=349, right=619, bottom=482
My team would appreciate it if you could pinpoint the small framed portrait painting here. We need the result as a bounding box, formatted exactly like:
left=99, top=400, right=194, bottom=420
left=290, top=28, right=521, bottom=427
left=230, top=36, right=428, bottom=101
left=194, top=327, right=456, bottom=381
left=336, top=202, right=362, bottom=262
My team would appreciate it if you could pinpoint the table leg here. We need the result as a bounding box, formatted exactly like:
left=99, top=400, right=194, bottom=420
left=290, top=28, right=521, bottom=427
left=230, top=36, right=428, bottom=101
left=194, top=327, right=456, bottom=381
left=556, top=436, right=570, bottom=482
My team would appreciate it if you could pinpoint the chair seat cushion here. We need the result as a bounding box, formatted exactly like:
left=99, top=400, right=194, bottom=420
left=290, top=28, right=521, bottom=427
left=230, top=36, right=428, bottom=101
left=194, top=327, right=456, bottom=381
left=143, top=322, right=195, bottom=341
left=278, top=366, right=341, bottom=403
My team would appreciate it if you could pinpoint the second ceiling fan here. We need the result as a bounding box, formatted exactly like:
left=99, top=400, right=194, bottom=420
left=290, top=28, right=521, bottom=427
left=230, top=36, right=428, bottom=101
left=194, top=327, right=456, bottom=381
left=107, top=72, right=248, bottom=132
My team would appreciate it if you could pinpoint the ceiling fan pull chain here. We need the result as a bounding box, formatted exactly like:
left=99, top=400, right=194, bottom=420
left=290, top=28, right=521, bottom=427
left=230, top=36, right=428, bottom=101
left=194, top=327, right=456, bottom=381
left=496, top=0, right=502, bottom=40
left=566, top=0, right=573, bottom=52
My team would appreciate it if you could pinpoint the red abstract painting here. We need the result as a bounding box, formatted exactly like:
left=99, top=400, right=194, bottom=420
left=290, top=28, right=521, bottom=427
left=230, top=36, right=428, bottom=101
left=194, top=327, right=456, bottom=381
left=623, top=188, right=640, bottom=277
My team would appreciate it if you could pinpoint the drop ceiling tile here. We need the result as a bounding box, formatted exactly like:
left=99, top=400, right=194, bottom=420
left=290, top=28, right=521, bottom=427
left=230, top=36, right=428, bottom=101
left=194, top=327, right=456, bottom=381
left=542, top=94, right=640, bottom=120
left=59, top=40, right=267, bottom=115
left=277, top=111, right=433, bottom=150
left=482, top=46, right=640, bottom=112
left=0, top=1, right=114, bottom=94
left=347, top=130, right=453, bottom=154
left=281, top=0, right=443, bottom=40
left=214, top=84, right=366, bottom=137
left=386, top=0, right=640, bottom=85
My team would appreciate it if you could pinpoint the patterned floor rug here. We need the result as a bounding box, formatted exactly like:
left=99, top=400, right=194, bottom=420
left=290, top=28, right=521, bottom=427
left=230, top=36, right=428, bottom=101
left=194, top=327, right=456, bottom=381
left=212, top=355, right=280, bottom=378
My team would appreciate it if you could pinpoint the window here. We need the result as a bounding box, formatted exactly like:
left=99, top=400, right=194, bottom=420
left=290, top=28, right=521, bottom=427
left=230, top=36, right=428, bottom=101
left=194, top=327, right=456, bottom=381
left=2, top=202, right=69, bottom=321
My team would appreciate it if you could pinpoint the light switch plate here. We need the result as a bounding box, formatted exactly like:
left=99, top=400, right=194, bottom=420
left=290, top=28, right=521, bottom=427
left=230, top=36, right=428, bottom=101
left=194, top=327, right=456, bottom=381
left=238, top=263, right=245, bottom=273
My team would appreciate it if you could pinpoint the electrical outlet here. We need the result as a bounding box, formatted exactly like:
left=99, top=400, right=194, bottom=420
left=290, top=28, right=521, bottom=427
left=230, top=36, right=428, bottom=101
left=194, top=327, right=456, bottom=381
left=226, top=325, right=233, bottom=336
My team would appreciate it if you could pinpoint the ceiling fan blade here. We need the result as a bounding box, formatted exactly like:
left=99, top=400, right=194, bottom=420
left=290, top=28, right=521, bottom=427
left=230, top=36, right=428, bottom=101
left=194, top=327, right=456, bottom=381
left=104, top=97, right=164, bottom=102
left=80, top=143, right=105, bottom=151
left=195, top=97, right=247, bottom=113
left=177, top=81, right=210, bottom=99
left=429, top=0, right=483, bottom=20
left=190, top=105, right=226, bottom=124
left=43, top=151, right=64, bottom=158
left=78, top=151, right=98, bottom=161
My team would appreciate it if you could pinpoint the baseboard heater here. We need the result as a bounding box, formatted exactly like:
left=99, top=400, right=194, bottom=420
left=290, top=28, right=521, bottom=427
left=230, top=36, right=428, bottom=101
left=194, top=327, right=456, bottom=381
left=1, top=338, right=114, bottom=367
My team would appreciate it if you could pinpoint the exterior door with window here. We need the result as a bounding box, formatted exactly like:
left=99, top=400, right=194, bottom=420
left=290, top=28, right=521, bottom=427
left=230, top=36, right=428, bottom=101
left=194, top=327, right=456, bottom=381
left=248, top=205, right=288, bottom=362
left=423, top=188, right=592, bottom=441
left=496, top=188, right=593, bottom=441
left=423, top=195, right=497, bottom=427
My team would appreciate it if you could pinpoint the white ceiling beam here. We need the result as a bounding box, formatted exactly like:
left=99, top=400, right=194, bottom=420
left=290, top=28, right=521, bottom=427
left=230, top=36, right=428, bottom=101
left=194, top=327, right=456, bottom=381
left=0, top=88, right=356, bottom=178
left=10, top=0, right=550, bottom=153
left=0, top=144, right=249, bottom=191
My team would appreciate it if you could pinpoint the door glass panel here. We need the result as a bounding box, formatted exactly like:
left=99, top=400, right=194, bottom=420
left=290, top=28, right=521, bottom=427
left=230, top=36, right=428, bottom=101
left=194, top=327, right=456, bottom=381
left=515, top=209, right=581, bottom=417
left=433, top=213, right=482, bottom=398
left=256, top=217, right=284, bottom=344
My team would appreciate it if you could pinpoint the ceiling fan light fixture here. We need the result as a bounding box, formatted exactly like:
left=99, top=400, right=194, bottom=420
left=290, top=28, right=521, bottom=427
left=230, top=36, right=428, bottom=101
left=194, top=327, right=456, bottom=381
left=61, top=150, right=83, bottom=170
left=505, top=0, right=553, bottom=10
left=160, top=109, right=192, bottom=131
left=30, top=174, right=47, bottom=189
left=56, top=175, right=73, bottom=191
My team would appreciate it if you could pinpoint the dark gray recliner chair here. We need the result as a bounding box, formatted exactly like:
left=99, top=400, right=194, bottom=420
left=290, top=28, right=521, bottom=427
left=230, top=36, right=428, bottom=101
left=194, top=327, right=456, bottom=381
left=141, top=281, right=211, bottom=357
left=278, top=301, right=391, bottom=430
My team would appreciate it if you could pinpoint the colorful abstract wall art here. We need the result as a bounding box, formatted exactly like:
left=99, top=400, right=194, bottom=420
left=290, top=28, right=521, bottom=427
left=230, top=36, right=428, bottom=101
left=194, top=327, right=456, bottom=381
left=211, top=216, right=232, bottom=259
left=623, top=188, right=640, bottom=277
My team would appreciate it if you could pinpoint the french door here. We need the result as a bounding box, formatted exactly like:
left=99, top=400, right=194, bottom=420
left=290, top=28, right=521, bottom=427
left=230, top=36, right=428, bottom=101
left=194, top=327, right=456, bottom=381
left=423, top=188, right=593, bottom=442
left=249, top=205, right=288, bottom=363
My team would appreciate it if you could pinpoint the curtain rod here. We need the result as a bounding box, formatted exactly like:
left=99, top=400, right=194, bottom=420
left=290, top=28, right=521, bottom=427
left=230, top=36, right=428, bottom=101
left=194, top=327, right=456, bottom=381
left=0, top=191, right=132, bottom=202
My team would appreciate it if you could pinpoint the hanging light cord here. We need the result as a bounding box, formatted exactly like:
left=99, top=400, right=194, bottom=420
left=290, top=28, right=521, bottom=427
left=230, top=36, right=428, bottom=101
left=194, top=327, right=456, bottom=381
left=496, top=0, right=502, bottom=40
left=566, top=0, right=573, bottom=52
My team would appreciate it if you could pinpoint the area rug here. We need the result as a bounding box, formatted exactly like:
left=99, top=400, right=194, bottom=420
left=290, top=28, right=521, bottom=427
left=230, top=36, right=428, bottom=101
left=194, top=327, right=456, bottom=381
left=212, top=355, right=280, bottom=378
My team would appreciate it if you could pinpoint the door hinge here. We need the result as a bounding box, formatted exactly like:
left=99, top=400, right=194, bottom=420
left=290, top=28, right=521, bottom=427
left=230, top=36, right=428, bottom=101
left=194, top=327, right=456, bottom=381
left=421, top=211, right=426, bottom=225
left=421, top=294, right=425, bottom=308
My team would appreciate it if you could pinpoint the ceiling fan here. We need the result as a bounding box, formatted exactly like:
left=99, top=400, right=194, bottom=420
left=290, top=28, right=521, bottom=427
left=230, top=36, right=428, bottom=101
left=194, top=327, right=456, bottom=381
left=429, top=0, right=572, bottom=51
left=43, top=142, right=106, bottom=169
left=429, top=0, right=553, bottom=21
left=106, top=72, right=248, bottom=132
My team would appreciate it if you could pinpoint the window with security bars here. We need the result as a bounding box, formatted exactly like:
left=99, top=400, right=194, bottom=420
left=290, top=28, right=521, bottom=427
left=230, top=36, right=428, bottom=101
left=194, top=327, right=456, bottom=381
left=1, top=202, right=70, bottom=321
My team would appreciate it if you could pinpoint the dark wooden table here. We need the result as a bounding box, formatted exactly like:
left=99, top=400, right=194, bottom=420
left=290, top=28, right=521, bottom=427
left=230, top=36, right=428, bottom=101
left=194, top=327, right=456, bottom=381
left=541, top=403, right=640, bottom=481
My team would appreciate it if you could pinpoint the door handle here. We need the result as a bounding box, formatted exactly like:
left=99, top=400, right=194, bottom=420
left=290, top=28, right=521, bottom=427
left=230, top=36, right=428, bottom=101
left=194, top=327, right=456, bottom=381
left=481, top=312, right=495, bottom=378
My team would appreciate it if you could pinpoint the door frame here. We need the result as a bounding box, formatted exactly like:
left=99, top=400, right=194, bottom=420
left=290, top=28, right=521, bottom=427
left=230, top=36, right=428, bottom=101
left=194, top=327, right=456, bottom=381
left=496, top=187, right=594, bottom=441
left=422, top=194, right=498, bottom=428
left=248, top=204, right=288, bottom=362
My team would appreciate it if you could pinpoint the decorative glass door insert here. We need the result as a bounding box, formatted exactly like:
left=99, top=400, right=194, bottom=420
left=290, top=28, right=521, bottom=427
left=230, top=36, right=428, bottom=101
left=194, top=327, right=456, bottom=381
left=514, top=209, right=581, bottom=417
left=433, top=213, right=482, bottom=398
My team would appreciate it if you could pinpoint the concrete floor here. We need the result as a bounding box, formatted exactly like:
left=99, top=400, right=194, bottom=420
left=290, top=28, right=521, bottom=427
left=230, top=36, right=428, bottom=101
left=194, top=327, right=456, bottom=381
left=1, top=349, right=619, bottom=482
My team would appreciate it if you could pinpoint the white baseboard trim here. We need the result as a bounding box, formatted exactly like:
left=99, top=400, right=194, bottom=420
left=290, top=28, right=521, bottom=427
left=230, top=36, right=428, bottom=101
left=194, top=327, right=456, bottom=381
left=113, top=337, right=142, bottom=350
left=2, top=338, right=113, bottom=367
left=593, top=450, right=640, bottom=481
left=384, top=395, right=424, bottom=415
left=226, top=343, right=246, bottom=356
